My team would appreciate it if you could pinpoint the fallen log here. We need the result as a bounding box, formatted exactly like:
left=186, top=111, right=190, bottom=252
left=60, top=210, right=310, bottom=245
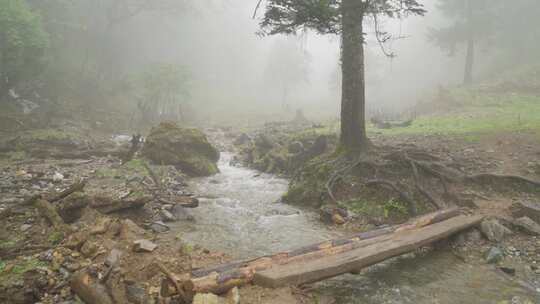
left=253, top=214, right=483, bottom=288
left=46, top=179, right=87, bottom=203
left=22, top=179, right=88, bottom=206
left=91, top=195, right=152, bottom=214
left=71, top=271, right=114, bottom=304
left=162, top=208, right=461, bottom=297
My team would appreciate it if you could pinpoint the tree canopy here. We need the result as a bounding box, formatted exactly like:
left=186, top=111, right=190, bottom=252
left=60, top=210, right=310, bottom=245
left=259, top=0, right=425, bottom=37
left=0, top=0, right=48, bottom=97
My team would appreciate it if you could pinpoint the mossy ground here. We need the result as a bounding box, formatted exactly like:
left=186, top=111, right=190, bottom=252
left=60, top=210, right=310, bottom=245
left=0, top=257, right=47, bottom=288
left=95, top=158, right=151, bottom=179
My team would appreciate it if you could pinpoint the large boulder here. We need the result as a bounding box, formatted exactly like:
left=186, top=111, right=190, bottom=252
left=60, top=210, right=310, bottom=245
left=142, top=122, right=219, bottom=176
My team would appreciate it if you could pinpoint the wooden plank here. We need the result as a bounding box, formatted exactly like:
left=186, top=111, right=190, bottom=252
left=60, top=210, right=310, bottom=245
left=162, top=208, right=463, bottom=297
left=253, top=214, right=483, bottom=288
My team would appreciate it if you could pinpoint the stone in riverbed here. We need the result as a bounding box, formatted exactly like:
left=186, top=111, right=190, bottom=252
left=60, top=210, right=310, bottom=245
left=160, top=209, right=176, bottom=222
left=514, top=217, right=540, bottom=235
left=142, top=122, right=219, bottom=177
left=485, top=247, right=504, bottom=264
left=172, top=205, right=195, bottom=221
left=480, top=219, right=512, bottom=242
left=132, top=239, right=158, bottom=252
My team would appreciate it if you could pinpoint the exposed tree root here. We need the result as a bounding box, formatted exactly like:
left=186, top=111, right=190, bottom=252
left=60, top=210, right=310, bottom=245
left=466, top=173, right=540, bottom=187
left=364, top=179, right=417, bottom=214
left=316, top=145, right=540, bottom=216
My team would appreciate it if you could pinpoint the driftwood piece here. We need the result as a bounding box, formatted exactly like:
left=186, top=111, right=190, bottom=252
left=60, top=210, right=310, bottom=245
left=157, top=262, right=189, bottom=302
left=46, top=179, right=87, bottom=203
left=34, top=199, right=70, bottom=232
left=253, top=214, right=483, bottom=288
left=71, top=271, right=114, bottom=304
left=162, top=208, right=461, bottom=297
left=91, top=196, right=152, bottom=214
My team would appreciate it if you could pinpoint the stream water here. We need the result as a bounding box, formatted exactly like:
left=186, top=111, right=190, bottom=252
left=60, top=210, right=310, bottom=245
left=174, top=151, right=539, bottom=304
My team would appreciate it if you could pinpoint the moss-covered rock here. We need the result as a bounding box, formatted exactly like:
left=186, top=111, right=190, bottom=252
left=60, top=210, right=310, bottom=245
left=142, top=122, right=219, bottom=176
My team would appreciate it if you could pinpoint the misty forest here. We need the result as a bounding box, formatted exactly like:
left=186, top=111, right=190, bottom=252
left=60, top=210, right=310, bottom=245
left=2, top=0, right=540, bottom=303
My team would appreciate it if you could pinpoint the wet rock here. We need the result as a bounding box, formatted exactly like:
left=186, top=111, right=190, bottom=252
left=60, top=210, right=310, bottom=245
left=120, top=219, right=146, bottom=240
left=80, top=241, right=98, bottom=258
left=193, top=293, right=220, bottom=304
left=485, top=247, right=504, bottom=264
left=172, top=205, right=195, bottom=221
left=53, top=172, right=64, bottom=183
left=90, top=218, right=112, bottom=235
left=514, top=216, right=540, bottom=235
left=20, top=224, right=32, bottom=232
left=160, top=209, right=176, bottom=222
left=133, top=239, right=158, bottom=252
left=149, top=221, right=170, bottom=233
left=480, top=219, right=512, bottom=242
left=65, top=232, right=88, bottom=250
left=142, top=122, right=219, bottom=177
left=104, top=249, right=122, bottom=267
left=125, top=281, right=148, bottom=304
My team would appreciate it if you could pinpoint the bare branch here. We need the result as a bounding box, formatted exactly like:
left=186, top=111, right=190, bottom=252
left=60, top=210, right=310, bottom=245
left=253, top=0, right=264, bottom=19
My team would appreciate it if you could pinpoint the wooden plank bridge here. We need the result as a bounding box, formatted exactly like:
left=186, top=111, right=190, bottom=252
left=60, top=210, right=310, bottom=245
left=161, top=208, right=483, bottom=300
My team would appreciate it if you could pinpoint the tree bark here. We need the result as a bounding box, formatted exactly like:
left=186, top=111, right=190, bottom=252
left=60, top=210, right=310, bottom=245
left=463, top=0, right=474, bottom=86
left=340, top=0, right=369, bottom=152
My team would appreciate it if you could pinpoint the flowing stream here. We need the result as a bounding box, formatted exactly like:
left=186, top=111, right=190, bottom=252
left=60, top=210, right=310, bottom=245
left=172, top=150, right=539, bottom=304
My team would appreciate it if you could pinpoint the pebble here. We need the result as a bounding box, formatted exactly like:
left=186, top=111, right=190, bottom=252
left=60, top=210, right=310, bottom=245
left=20, top=224, right=32, bottom=232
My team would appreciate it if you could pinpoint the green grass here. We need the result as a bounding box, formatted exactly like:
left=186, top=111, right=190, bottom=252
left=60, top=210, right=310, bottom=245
left=0, top=257, right=47, bottom=287
left=47, top=230, right=64, bottom=245
left=0, top=239, right=17, bottom=250
left=374, top=92, right=540, bottom=137
left=339, top=198, right=409, bottom=218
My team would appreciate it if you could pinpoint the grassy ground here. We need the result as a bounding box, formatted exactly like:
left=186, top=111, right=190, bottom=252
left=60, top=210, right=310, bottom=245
left=374, top=90, right=540, bottom=139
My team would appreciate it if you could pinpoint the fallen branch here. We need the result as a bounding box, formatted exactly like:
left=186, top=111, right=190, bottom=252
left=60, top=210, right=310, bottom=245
left=91, top=195, right=152, bottom=214
left=157, top=262, right=188, bottom=302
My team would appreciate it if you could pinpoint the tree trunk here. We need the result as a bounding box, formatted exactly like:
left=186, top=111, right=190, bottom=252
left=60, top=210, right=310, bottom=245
left=463, top=0, right=474, bottom=86
left=340, top=0, right=369, bottom=152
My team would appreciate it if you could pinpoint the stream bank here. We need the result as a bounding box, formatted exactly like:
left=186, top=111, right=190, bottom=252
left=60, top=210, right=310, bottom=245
left=1, top=124, right=540, bottom=304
